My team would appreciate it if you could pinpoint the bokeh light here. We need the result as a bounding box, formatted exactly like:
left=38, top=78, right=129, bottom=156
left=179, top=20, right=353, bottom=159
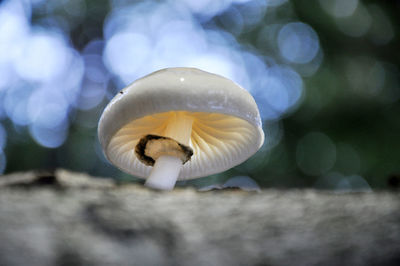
left=335, top=3, right=371, bottom=37
left=223, top=176, right=261, bottom=191
left=4, top=85, right=33, bottom=126
left=252, top=65, right=303, bottom=120
left=14, top=30, right=71, bottom=82
left=319, top=0, right=359, bottom=18
left=197, top=175, right=261, bottom=192
left=27, top=87, right=69, bottom=129
left=103, top=32, right=152, bottom=83
left=345, top=56, right=385, bottom=97
left=335, top=175, right=371, bottom=192
left=367, top=4, right=394, bottom=45
left=296, top=132, right=336, bottom=176
left=0, top=1, right=30, bottom=65
left=278, top=22, right=320, bottom=64
left=29, top=123, right=69, bottom=149
left=334, top=143, right=361, bottom=175
left=315, top=172, right=371, bottom=192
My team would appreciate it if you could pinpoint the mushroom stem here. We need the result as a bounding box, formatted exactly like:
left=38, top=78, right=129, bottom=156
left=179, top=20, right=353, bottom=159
left=145, top=112, right=193, bottom=190
left=144, top=155, right=183, bottom=190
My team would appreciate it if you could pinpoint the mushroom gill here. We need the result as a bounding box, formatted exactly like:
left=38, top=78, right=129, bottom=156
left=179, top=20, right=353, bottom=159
left=107, top=110, right=259, bottom=179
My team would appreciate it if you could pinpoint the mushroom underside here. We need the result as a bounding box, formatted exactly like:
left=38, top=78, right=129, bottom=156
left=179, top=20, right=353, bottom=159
left=106, top=110, right=262, bottom=180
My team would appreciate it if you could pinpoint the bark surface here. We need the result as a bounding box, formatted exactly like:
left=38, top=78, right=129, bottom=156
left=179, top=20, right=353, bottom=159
left=0, top=170, right=399, bottom=266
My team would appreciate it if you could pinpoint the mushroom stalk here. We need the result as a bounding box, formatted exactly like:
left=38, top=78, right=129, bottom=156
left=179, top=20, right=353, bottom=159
left=145, top=112, right=193, bottom=190
left=144, top=155, right=184, bottom=190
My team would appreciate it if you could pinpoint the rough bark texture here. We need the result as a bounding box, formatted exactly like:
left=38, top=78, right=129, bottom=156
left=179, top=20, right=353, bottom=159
left=0, top=170, right=399, bottom=266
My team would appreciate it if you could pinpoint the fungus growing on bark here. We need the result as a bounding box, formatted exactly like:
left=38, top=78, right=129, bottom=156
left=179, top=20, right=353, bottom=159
left=98, top=67, right=264, bottom=190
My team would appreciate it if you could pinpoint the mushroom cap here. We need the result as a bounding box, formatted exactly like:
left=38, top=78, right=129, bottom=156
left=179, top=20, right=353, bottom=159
left=98, top=67, right=264, bottom=180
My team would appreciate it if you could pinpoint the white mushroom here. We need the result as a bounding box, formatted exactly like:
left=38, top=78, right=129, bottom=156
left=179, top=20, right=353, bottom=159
left=98, top=67, right=264, bottom=190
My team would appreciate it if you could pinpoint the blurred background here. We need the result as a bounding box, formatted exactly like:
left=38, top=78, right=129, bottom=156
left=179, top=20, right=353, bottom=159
left=0, top=0, right=399, bottom=190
